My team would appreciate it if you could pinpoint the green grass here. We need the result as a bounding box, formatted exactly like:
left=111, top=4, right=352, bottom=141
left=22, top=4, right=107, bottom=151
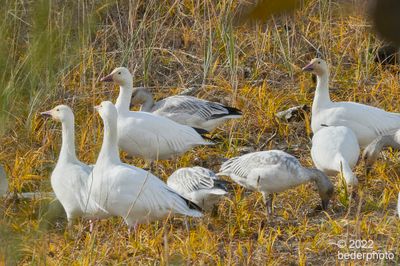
left=0, top=0, right=399, bottom=264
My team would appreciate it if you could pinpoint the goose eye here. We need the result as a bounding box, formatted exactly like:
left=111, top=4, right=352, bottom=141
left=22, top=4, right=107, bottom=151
left=56, top=109, right=60, bottom=111
left=118, top=72, right=121, bottom=75
left=318, top=62, right=321, bottom=64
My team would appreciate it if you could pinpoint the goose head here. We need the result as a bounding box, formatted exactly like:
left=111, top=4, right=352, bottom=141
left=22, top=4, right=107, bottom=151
left=100, top=67, right=132, bottom=87
left=40, top=105, right=74, bottom=123
left=130, top=87, right=153, bottom=108
left=310, top=168, right=334, bottom=210
left=302, top=58, right=329, bottom=76
left=94, top=101, right=118, bottom=122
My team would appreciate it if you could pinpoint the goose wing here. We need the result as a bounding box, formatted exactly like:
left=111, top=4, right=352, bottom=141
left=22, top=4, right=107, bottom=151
left=154, top=96, right=241, bottom=120
left=219, top=150, right=301, bottom=179
left=329, top=102, right=400, bottom=137
left=167, top=167, right=221, bottom=194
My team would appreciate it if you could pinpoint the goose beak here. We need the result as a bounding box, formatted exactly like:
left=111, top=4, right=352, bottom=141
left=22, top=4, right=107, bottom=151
left=40, top=110, right=52, bottom=117
left=94, top=105, right=101, bottom=111
left=100, top=74, right=113, bottom=82
left=302, top=62, right=314, bottom=72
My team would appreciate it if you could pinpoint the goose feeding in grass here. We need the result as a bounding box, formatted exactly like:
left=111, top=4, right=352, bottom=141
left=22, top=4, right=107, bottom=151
left=218, top=150, right=334, bottom=215
left=311, top=125, right=360, bottom=187
left=167, top=167, right=229, bottom=212
left=91, top=101, right=202, bottom=227
left=41, top=105, right=101, bottom=226
left=100, top=68, right=212, bottom=161
left=362, top=130, right=400, bottom=167
left=303, top=58, right=400, bottom=147
left=130, top=87, right=242, bottom=132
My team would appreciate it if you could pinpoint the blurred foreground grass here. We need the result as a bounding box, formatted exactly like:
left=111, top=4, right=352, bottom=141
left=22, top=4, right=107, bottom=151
left=0, top=0, right=399, bottom=264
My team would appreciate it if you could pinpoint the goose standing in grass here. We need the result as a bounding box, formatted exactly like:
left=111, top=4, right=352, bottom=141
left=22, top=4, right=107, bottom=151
left=218, top=150, right=334, bottom=215
left=91, top=101, right=202, bottom=228
left=167, top=167, right=228, bottom=212
left=41, top=105, right=99, bottom=226
left=302, top=58, right=400, bottom=147
left=100, top=67, right=212, bottom=162
left=130, top=87, right=242, bottom=132
left=362, top=130, right=400, bottom=167
left=311, top=125, right=360, bottom=187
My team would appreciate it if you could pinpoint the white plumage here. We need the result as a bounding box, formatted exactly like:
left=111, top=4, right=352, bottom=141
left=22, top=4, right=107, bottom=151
left=91, top=101, right=202, bottom=227
left=41, top=105, right=100, bottom=225
left=100, top=68, right=212, bottom=161
left=218, top=150, right=334, bottom=213
left=303, top=58, right=400, bottom=147
left=167, top=167, right=228, bottom=211
left=130, top=87, right=242, bottom=132
left=311, top=126, right=360, bottom=187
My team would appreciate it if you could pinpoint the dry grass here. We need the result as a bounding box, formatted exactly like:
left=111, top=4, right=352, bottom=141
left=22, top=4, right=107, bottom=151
left=0, top=0, right=399, bottom=264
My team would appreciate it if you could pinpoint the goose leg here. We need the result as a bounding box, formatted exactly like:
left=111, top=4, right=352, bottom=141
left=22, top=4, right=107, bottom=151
left=211, top=204, right=219, bottom=217
left=262, top=192, right=274, bottom=216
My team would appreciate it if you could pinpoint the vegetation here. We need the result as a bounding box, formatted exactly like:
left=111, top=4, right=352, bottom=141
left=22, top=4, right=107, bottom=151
left=0, top=0, right=399, bottom=264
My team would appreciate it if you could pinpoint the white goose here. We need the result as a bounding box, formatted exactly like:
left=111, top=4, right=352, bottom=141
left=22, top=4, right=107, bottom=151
left=167, top=167, right=228, bottom=211
left=362, top=130, right=400, bottom=167
left=218, top=150, right=334, bottom=214
left=130, top=87, right=242, bottom=132
left=311, top=125, right=360, bottom=187
left=41, top=105, right=99, bottom=226
left=91, top=101, right=202, bottom=227
left=100, top=68, right=212, bottom=161
left=303, top=58, right=400, bottom=147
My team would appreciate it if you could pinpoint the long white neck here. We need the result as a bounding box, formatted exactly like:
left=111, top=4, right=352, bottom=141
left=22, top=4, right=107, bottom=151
left=312, top=72, right=331, bottom=112
left=97, top=117, right=121, bottom=165
left=58, top=119, right=78, bottom=164
left=140, top=93, right=155, bottom=112
left=115, top=83, right=133, bottom=114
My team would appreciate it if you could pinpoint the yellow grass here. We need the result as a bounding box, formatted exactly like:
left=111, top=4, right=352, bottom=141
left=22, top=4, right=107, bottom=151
left=0, top=0, right=399, bottom=264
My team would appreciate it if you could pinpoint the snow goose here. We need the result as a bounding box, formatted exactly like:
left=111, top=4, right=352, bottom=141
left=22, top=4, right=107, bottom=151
left=100, top=67, right=212, bottom=161
left=91, top=101, right=202, bottom=227
left=311, top=125, right=360, bottom=187
left=303, top=58, right=400, bottom=147
left=218, top=150, right=334, bottom=215
left=167, top=167, right=228, bottom=211
left=41, top=105, right=99, bottom=226
left=362, top=130, right=400, bottom=167
left=130, top=87, right=242, bottom=132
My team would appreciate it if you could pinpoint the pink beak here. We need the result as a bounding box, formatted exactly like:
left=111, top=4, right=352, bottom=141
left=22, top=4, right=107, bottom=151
left=40, top=110, right=52, bottom=117
left=94, top=105, right=101, bottom=111
left=302, top=62, right=314, bottom=72
left=100, top=73, right=113, bottom=82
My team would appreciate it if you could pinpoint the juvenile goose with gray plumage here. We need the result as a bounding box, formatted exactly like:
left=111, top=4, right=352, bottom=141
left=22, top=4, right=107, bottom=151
left=167, top=167, right=228, bottom=211
left=218, top=150, right=334, bottom=215
left=130, top=87, right=242, bottom=132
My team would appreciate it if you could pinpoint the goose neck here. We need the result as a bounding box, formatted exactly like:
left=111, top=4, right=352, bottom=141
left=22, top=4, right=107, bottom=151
left=115, top=84, right=133, bottom=114
left=140, top=93, right=155, bottom=112
left=58, top=119, right=78, bottom=164
left=97, top=118, right=121, bottom=165
left=313, top=73, right=331, bottom=111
